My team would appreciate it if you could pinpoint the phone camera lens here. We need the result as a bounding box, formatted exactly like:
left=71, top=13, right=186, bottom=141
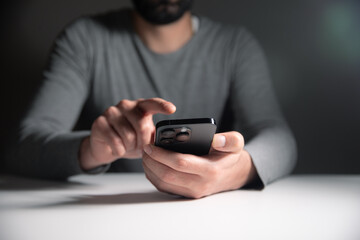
left=160, top=138, right=174, bottom=145
left=175, top=132, right=190, bottom=142
left=161, top=129, right=175, bottom=138
left=180, top=127, right=189, bottom=133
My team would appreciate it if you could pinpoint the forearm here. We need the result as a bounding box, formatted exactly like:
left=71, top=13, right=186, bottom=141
left=244, top=125, right=297, bottom=186
left=7, top=131, right=90, bottom=180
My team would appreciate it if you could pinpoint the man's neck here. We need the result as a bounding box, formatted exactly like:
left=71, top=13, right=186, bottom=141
left=132, top=11, right=193, bottom=54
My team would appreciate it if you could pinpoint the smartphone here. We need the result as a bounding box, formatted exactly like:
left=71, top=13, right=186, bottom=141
left=155, top=118, right=217, bottom=156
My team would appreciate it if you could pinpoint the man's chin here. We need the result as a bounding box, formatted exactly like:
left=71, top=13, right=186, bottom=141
left=132, top=0, right=193, bottom=25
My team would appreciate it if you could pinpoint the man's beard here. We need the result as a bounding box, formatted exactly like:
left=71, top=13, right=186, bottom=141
left=131, top=0, right=194, bottom=25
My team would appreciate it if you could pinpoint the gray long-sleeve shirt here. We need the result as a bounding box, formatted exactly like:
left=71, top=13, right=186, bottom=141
left=7, top=9, right=297, bottom=186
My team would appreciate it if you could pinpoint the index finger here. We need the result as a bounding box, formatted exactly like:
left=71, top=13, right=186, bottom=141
left=137, top=98, right=176, bottom=116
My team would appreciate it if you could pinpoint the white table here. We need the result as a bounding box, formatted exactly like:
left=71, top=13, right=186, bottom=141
left=0, top=173, right=359, bottom=240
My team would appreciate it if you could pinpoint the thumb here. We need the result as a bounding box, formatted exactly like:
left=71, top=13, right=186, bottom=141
left=211, top=131, right=244, bottom=153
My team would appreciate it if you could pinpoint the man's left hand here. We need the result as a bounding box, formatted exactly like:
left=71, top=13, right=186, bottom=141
left=142, top=131, right=257, bottom=199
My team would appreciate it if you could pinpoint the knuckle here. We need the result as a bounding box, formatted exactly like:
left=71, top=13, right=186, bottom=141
left=115, top=147, right=126, bottom=157
left=92, top=116, right=107, bottom=129
left=103, top=106, right=116, bottom=118
left=122, top=129, right=136, bottom=144
left=126, top=134, right=137, bottom=148
left=207, top=164, right=220, bottom=179
left=175, top=157, right=188, bottom=170
left=117, top=99, right=131, bottom=110
left=149, top=97, right=161, bottom=102
left=119, top=99, right=128, bottom=106
left=138, top=125, right=147, bottom=136
left=110, top=135, right=118, bottom=146
left=138, top=121, right=153, bottom=135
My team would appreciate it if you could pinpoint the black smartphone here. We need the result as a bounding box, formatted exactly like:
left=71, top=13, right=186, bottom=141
left=155, top=118, right=217, bottom=156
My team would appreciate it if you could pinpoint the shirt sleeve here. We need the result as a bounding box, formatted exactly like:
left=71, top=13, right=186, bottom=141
left=230, top=29, right=297, bottom=187
left=6, top=19, right=94, bottom=179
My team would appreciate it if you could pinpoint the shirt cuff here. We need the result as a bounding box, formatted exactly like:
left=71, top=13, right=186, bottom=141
left=83, top=164, right=111, bottom=174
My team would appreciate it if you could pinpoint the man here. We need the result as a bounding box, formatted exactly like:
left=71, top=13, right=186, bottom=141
left=7, top=0, right=297, bottom=198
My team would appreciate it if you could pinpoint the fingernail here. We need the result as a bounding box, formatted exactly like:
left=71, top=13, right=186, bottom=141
left=214, top=135, right=226, bottom=148
left=143, top=145, right=152, bottom=155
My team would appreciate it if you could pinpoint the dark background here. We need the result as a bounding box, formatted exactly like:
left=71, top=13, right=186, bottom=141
left=1, top=0, right=360, bottom=174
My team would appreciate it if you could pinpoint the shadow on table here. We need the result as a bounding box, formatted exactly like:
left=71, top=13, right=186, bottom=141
left=32, top=191, right=190, bottom=208
left=73, top=191, right=187, bottom=204
left=0, top=174, right=89, bottom=191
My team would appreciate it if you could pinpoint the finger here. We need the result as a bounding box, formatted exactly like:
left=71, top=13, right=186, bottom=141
left=91, top=116, right=126, bottom=158
left=142, top=152, right=197, bottom=188
left=103, top=106, right=137, bottom=152
left=143, top=144, right=208, bottom=175
left=117, top=99, right=155, bottom=148
left=211, top=131, right=244, bottom=153
left=137, top=98, right=176, bottom=116
left=142, top=161, right=197, bottom=198
left=132, top=115, right=154, bottom=149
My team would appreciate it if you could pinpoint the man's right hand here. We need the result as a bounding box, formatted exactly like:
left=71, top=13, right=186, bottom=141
left=79, top=98, right=176, bottom=171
